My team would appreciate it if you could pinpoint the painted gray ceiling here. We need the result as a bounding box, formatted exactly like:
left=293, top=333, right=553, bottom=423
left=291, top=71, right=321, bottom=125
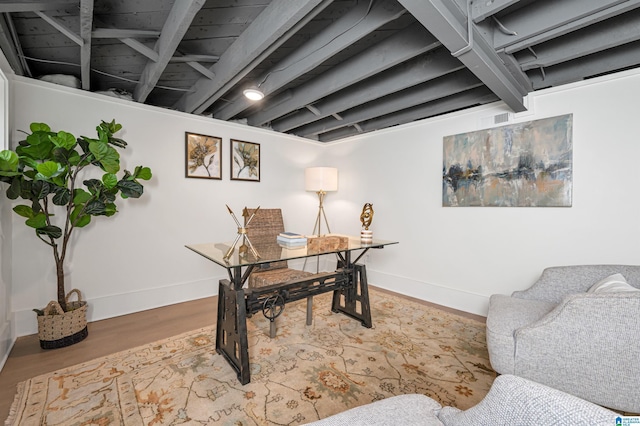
left=1, top=0, right=639, bottom=142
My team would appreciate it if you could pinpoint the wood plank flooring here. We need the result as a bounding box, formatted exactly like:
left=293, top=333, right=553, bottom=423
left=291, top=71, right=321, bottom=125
left=0, top=288, right=484, bottom=422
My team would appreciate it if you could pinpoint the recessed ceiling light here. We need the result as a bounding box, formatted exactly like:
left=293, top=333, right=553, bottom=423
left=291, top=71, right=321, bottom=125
left=243, top=87, right=264, bottom=101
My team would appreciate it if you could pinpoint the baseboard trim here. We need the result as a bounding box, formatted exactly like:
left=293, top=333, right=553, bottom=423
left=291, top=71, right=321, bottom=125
left=0, top=317, right=15, bottom=372
left=367, top=270, right=490, bottom=317
left=14, top=276, right=225, bottom=337
left=13, top=270, right=490, bottom=337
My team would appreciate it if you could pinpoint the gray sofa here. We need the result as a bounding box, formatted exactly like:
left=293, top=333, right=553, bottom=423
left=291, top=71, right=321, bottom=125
left=304, top=374, right=619, bottom=425
left=485, top=265, right=640, bottom=413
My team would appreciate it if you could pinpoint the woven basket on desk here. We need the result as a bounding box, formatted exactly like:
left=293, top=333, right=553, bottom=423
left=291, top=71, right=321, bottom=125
left=37, top=289, right=88, bottom=349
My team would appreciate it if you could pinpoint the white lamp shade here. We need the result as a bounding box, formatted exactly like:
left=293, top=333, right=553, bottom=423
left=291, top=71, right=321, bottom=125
left=305, top=167, right=338, bottom=192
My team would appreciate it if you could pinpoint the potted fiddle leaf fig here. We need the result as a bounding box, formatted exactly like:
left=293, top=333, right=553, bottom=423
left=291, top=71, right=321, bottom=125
left=0, top=119, right=152, bottom=348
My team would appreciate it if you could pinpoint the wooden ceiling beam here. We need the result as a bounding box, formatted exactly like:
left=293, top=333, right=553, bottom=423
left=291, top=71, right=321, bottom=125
left=79, top=0, right=93, bottom=90
left=214, top=0, right=406, bottom=120
left=247, top=22, right=441, bottom=127
left=399, top=0, right=528, bottom=113
left=133, top=0, right=206, bottom=103
left=173, top=0, right=334, bottom=115
left=272, top=48, right=463, bottom=132
left=0, top=1, right=77, bottom=13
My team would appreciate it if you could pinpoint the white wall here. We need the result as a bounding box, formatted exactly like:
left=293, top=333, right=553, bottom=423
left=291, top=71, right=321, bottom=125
left=324, top=68, right=640, bottom=315
left=8, top=67, right=640, bottom=339
left=0, top=61, right=13, bottom=369
left=10, top=77, right=326, bottom=336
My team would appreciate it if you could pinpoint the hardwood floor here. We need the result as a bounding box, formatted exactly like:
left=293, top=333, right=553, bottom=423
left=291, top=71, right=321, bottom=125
left=0, top=296, right=218, bottom=422
left=0, top=288, right=485, bottom=422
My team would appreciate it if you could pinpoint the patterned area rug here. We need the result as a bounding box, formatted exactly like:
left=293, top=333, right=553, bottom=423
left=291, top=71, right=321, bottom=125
left=6, top=289, right=495, bottom=425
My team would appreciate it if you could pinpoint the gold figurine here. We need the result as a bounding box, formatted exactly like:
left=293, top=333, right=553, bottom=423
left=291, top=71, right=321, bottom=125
left=360, top=203, right=374, bottom=230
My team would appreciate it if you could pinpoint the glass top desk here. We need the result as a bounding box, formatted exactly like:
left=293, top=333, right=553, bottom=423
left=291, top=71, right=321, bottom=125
left=186, top=236, right=398, bottom=385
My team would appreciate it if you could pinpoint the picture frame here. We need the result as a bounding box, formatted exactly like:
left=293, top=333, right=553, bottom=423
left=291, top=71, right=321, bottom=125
left=185, top=132, right=222, bottom=179
left=231, top=139, right=260, bottom=181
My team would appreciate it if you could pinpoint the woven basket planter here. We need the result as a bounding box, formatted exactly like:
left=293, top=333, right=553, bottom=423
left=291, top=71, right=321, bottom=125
left=37, top=289, right=88, bottom=349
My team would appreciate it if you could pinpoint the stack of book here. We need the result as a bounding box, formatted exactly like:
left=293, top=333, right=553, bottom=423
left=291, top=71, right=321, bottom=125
left=277, top=232, right=307, bottom=249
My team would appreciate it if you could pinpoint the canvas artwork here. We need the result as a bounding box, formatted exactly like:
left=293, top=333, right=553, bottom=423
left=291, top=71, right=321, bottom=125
left=185, top=132, right=222, bottom=179
left=231, top=139, right=260, bottom=181
left=442, top=114, right=573, bottom=207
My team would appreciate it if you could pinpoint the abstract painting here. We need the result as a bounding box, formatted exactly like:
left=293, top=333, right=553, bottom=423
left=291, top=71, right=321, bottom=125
left=442, top=114, right=572, bottom=207
left=185, top=132, right=221, bottom=179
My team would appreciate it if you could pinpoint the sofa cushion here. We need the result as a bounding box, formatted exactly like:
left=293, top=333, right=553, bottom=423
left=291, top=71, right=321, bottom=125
left=303, top=394, right=444, bottom=426
left=587, top=273, right=640, bottom=293
left=437, top=375, right=618, bottom=426
left=485, top=294, right=556, bottom=374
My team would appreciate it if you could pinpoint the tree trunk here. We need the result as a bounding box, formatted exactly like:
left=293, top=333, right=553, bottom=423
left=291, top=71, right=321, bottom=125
left=56, top=259, right=67, bottom=311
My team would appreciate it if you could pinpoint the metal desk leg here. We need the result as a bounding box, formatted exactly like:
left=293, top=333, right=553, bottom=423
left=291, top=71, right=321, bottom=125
left=215, top=279, right=250, bottom=385
left=332, top=263, right=372, bottom=328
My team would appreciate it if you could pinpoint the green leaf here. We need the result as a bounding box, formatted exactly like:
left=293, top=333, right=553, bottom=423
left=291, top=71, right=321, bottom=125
left=36, top=161, right=62, bottom=178
left=36, top=225, right=62, bottom=239
left=17, top=138, right=53, bottom=160
left=25, top=212, right=47, bottom=228
left=52, top=187, right=70, bottom=205
left=104, top=203, right=117, bottom=217
left=67, top=150, right=82, bottom=166
left=84, top=199, right=106, bottom=215
left=70, top=205, right=91, bottom=227
left=84, top=179, right=103, bottom=195
left=29, top=122, right=51, bottom=133
left=6, top=178, right=22, bottom=200
left=31, top=180, right=51, bottom=199
left=133, top=166, right=152, bottom=181
left=89, top=140, right=109, bottom=160
left=49, top=131, right=76, bottom=150
left=117, top=179, right=143, bottom=198
left=13, top=205, right=34, bottom=218
left=73, top=189, right=92, bottom=204
left=102, top=173, right=117, bottom=189
left=0, top=150, right=18, bottom=172
left=74, top=214, right=91, bottom=227
left=89, top=141, right=120, bottom=173
left=20, top=156, right=39, bottom=170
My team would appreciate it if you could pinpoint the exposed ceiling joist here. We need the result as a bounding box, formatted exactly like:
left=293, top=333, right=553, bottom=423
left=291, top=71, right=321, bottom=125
left=273, top=48, right=464, bottom=132
left=3, top=0, right=639, bottom=143
left=319, top=86, right=499, bottom=141
left=133, top=0, right=205, bottom=103
left=214, top=0, right=406, bottom=121
left=529, top=40, right=640, bottom=89
left=0, top=1, right=77, bottom=13
left=471, top=0, right=521, bottom=23
left=79, top=0, right=93, bottom=90
left=519, top=9, right=640, bottom=72
left=0, top=13, right=25, bottom=75
left=248, top=22, right=441, bottom=127
left=296, top=69, right=483, bottom=137
left=174, top=0, right=333, bottom=115
left=399, top=0, right=528, bottom=113
left=494, top=0, right=631, bottom=50
left=502, top=0, right=640, bottom=54
left=34, top=11, right=82, bottom=46
left=92, top=28, right=161, bottom=38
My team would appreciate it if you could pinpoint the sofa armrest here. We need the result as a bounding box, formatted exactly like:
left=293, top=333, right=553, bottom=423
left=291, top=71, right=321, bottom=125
left=303, top=394, right=444, bottom=426
left=513, top=292, right=640, bottom=412
left=437, top=374, right=618, bottom=426
left=513, top=265, right=640, bottom=303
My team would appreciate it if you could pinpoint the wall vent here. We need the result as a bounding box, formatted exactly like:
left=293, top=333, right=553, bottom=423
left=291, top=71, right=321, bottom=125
left=494, top=112, right=512, bottom=124
left=479, top=112, right=513, bottom=129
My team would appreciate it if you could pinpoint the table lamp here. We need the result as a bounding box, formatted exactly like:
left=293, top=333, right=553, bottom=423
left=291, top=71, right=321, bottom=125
left=305, top=167, right=338, bottom=237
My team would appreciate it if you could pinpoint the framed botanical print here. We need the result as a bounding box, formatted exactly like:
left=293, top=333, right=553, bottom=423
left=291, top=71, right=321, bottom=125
left=185, top=132, right=222, bottom=179
left=231, top=139, right=260, bottom=181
